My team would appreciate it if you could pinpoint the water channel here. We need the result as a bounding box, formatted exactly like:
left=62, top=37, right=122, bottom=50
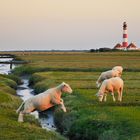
left=0, top=57, right=56, bottom=131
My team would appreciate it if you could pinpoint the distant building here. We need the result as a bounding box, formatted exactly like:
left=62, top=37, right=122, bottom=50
left=114, top=43, right=123, bottom=50
left=114, top=42, right=139, bottom=50
left=127, top=43, right=138, bottom=50
left=113, top=22, right=139, bottom=50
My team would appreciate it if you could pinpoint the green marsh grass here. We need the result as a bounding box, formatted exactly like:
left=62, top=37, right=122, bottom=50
left=10, top=51, right=140, bottom=140
left=29, top=71, right=140, bottom=140
left=13, top=52, right=140, bottom=76
left=0, top=75, right=66, bottom=140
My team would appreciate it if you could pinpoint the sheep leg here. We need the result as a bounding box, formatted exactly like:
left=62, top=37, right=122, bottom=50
left=117, top=91, right=121, bottom=101
left=96, top=76, right=102, bottom=88
left=96, top=81, right=101, bottom=88
left=104, top=94, right=107, bottom=102
left=18, top=111, right=24, bottom=122
left=97, top=83, right=101, bottom=88
left=118, top=88, right=123, bottom=102
left=61, top=103, right=66, bottom=112
left=60, top=99, right=66, bottom=112
left=18, top=109, right=32, bottom=122
left=111, top=93, right=116, bottom=102
left=120, top=94, right=122, bottom=102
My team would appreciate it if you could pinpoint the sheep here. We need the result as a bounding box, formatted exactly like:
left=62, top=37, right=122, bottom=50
left=16, top=82, right=73, bottom=122
left=96, top=77, right=124, bottom=102
left=96, top=69, right=120, bottom=88
left=112, top=66, right=123, bottom=77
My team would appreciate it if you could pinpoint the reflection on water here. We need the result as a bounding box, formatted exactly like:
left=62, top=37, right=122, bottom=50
left=39, top=108, right=56, bottom=130
left=0, top=58, right=15, bottom=74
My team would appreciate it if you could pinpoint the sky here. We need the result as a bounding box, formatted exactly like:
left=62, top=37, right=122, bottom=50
left=0, top=0, right=140, bottom=50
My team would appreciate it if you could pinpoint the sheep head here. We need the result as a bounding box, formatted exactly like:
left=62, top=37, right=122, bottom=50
left=96, top=92, right=104, bottom=102
left=61, top=82, right=73, bottom=94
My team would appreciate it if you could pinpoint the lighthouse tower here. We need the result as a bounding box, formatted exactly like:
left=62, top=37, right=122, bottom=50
left=122, top=22, right=128, bottom=49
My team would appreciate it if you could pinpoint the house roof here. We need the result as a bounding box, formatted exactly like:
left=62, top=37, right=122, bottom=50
left=114, top=42, right=138, bottom=49
left=114, top=43, right=122, bottom=49
left=127, top=43, right=137, bottom=48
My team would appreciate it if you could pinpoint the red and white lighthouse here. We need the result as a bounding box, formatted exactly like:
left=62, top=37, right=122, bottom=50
left=114, top=22, right=139, bottom=50
left=122, top=22, right=128, bottom=49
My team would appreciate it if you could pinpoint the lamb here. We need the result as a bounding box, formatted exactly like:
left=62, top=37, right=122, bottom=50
left=16, top=82, right=73, bottom=122
left=96, top=69, right=120, bottom=88
left=112, top=66, right=123, bottom=77
left=96, top=77, right=124, bottom=102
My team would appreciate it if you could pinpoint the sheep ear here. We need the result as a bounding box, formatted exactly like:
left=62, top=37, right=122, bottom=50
left=62, top=82, right=66, bottom=86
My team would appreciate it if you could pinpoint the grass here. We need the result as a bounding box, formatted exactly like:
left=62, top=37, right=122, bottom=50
left=13, top=52, right=140, bottom=76
left=28, top=71, right=140, bottom=140
left=2, top=51, right=140, bottom=140
left=0, top=74, right=66, bottom=140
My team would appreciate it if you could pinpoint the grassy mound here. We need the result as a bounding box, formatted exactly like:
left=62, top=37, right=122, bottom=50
left=0, top=75, right=66, bottom=140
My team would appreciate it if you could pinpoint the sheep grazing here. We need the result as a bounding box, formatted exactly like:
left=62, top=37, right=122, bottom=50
left=96, top=77, right=124, bottom=102
left=16, top=82, right=73, bottom=122
left=112, top=66, right=123, bottom=77
left=96, top=69, right=120, bottom=88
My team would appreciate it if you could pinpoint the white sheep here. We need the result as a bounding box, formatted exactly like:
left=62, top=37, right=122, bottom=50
left=96, top=69, right=120, bottom=88
left=96, top=77, right=124, bottom=102
left=112, top=66, right=123, bottom=77
left=16, top=82, right=73, bottom=122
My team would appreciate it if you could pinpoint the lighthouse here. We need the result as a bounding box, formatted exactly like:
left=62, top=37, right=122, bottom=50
left=122, top=22, right=128, bottom=49
left=114, top=22, right=139, bottom=50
